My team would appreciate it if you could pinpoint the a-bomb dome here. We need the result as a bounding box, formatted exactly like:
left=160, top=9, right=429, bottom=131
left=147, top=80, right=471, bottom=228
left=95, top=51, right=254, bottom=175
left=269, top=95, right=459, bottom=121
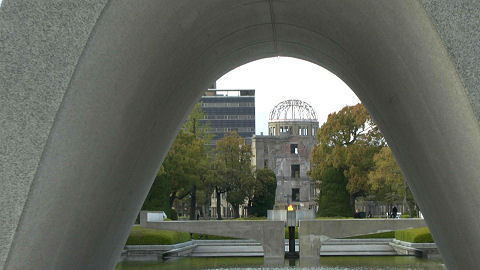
left=269, top=99, right=317, bottom=122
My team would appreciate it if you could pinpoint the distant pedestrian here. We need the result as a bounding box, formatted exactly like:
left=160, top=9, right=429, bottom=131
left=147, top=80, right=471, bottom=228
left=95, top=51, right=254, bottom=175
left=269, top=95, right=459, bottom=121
left=392, top=206, right=398, bottom=219
left=368, top=211, right=372, bottom=218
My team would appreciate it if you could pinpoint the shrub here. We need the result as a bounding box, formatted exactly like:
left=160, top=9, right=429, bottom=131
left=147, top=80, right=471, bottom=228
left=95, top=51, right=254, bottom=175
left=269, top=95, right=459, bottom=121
left=125, top=226, right=190, bottom=245
left=395, top=227, right=434, bottom=243
left=316, top=167, right=353, bottom=217
left=284, top=227, right=298, bottom=239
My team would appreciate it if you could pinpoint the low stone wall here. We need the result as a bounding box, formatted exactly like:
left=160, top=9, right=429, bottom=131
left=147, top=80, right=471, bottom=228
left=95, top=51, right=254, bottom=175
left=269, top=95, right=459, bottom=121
left=120, top=238, right=440, bottom=262
left=267, top=210, right=315, bottom=224
left=390, top=239, right=439, bottom=258
left=121, top=241, right=195, bottom=262
left=298, top=219, right=427, bottom=264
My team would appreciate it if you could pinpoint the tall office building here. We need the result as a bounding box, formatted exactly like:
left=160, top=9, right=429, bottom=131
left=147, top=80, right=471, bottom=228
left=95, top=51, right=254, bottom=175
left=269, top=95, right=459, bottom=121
left=200, top=88, right=255, bottom=218
left=200, top=89, right=255, bottom=147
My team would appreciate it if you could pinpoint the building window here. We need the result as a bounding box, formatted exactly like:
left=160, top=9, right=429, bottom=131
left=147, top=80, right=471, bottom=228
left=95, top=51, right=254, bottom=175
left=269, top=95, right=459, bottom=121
left=290, top=144, right=298, bottom=154
left=291, top=164, right=300, bottom=178
left=312, top=128, right=315, bottom=136
left=303, top=128, right=307, bottom=136
left=264, top=159, right=268, bottom=168
left=292, top=188, right=300, bottom=202
left=298, top=128, right=302, bottom=136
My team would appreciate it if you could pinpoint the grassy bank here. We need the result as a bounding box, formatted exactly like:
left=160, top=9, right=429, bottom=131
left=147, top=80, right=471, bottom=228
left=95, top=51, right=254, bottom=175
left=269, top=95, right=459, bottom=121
left=345, top=231, right=395, bottom=239
left=395, top=227, right=434, bottom=243
left=126, top=226, right=190, bottom=245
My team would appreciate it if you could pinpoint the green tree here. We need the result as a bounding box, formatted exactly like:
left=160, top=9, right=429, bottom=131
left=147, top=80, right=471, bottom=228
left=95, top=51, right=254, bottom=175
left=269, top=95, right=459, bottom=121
left=311, top=103, right=384, bottom=213
left=141, top=169, right=178, bottom=219
left=214, top=131, right=255, bottom=218
left=161, top=130, right=203, bottom=211
left=368, top=146, right=417, bottom=216
left=184, top=102, right=211, bottom=142
left=316, top=167, right=352, bottom=217
left=183, top=102, right=214, bottom=220
left=142, top=102, right=211, bottom=220
left=249, top=168, right=277, bottom=217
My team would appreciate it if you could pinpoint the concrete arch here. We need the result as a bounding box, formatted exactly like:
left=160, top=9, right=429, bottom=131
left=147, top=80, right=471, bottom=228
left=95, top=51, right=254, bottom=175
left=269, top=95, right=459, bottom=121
left=1, top=1, right=480, bottom=269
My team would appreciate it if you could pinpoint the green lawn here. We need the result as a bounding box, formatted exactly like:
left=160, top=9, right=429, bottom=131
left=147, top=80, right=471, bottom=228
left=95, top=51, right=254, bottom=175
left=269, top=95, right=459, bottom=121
left=345, top=231, right=395, bottom=239
left=395, top=227, right=434, bottom=243
left=125, top=226, right=190, bottom=245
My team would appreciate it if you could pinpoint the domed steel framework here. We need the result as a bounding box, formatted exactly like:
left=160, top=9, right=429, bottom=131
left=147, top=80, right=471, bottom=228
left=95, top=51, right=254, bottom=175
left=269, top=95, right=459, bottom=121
left=269, top=99, right=318, bottom=122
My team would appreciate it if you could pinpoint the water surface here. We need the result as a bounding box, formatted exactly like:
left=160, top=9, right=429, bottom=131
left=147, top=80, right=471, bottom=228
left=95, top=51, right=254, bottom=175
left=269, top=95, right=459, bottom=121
left=116, top=256, right=446, bottom=269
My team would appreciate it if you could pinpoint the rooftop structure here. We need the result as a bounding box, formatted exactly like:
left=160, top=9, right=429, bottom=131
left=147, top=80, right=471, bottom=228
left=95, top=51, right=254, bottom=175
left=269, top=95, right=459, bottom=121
left=269, top=99, right=318, bottom=122
left=268, top=100, right=319, bottom=137
left=200, top=89, right=255, bottom=147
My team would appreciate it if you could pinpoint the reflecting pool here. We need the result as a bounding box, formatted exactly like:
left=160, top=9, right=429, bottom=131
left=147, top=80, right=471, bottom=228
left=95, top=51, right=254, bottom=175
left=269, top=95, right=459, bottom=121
left=116, top=256, right=446, bottom=269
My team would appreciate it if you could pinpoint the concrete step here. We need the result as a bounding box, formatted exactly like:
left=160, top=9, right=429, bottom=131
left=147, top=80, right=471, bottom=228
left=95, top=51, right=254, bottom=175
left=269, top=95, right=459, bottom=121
left=191, top=240, right=264, bottom=257
left=321, top=251, right=398, bottom=256
left=321, top=239, right=397, bottom=256
left=324, top=238, right=394, bottom=245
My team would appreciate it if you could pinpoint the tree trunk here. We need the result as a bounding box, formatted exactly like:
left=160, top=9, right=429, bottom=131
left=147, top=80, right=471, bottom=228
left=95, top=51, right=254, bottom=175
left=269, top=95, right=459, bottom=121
left=349, top=195, right=356, bottom=214
left=169, top=191, right=177, bottom=208
left=216, top=188, right=222, bottom=220
left=189, top=184, right=197, bottom=220
left=233, top=204, right=240, bottom=218
left=403, top=182, right=411, bottom=216
left=204, top=194, right=211, bottom=219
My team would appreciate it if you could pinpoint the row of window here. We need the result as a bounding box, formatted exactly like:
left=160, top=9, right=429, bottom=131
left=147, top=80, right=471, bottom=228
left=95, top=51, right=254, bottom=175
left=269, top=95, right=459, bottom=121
left=262, top=160, right=301, bottom=178
left=263, top=144, right=299, bottom=155
left=203, top=115, right=255, bottom=120
left=290, top=186, right=318, bottom=202
left=268, top=126, right=316, bottom=136
left=202, top=102, right=255, bottom=108
left=207, top=127, right=255, bottom=133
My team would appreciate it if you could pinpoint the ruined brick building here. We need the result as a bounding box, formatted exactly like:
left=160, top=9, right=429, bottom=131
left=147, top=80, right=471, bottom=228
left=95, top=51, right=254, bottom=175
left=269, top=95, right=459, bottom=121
left=252, top=100, right=319, bottom=210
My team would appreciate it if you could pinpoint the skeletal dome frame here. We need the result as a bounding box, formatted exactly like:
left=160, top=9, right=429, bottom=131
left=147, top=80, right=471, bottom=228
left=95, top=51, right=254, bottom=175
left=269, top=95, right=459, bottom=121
left=269, top=99, right=318, bottom=122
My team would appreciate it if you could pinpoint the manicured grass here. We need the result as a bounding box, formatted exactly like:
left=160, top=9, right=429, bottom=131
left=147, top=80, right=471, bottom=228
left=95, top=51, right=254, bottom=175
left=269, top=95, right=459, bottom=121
left=395, top=227, right=434, bottom=243
left=125, top=226, right=190, bottom=245
left=345, top=231, right=395, bottom=239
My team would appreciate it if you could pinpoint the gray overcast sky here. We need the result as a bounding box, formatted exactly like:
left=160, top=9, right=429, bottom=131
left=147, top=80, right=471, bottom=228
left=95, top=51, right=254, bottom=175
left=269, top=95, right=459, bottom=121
left=216, top=57, right=361, bottom=135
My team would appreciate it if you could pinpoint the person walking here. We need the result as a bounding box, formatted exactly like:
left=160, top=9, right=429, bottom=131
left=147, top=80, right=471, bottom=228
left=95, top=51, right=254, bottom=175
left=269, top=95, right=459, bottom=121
left=392, top=206, right=398, bottom=219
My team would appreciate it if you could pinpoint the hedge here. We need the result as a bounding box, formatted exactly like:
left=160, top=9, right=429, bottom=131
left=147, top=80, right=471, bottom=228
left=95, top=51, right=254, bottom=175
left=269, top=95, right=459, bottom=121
left=395, top=227, right=434, bottom=243
left=126, top=226, right=190, bottom=245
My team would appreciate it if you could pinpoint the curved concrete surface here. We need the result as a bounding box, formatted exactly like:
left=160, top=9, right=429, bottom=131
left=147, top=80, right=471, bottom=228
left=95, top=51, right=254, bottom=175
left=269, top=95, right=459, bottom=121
left=298, top=219, right=427, bottom=264
left=1, top=1, right=480, bottom=269
left=143, top=219, right=285, bottom=265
